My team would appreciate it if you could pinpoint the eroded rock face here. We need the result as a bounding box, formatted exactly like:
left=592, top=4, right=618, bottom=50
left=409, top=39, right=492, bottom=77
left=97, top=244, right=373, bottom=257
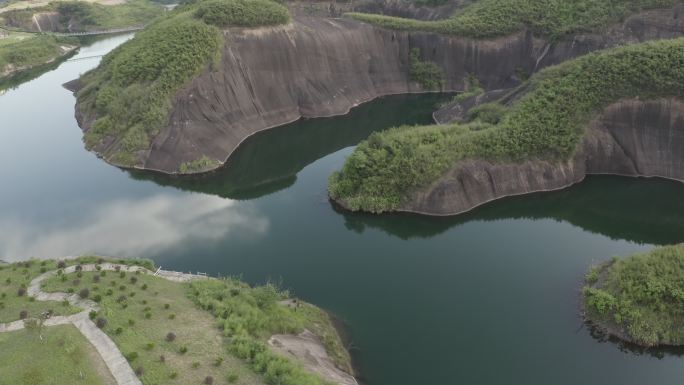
left=401, top=98, right=684, bottom=215
left=143, top=16, right=538, bottom=172
left=76, top=3, right=684, bottom=173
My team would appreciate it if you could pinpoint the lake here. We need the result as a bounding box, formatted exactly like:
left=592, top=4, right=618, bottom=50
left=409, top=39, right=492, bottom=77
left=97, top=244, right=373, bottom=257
left=2, top=34, right=684, bottom=385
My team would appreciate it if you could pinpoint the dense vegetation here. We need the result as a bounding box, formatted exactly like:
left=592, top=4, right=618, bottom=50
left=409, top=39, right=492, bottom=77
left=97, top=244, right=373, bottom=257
left=409, top=48, right=443, bottom=90
left=194, top=0, right=289, bottom=28
left=347, top=0, right=677, bottom=40
left=189, top=278, right=352, bottom=385
left=77, top=0, right=290, bottom=168
left=329, top=37, right=684, bottom=212
left=0, top=34, right=76, bottom=76
left=583, top=244, right=684, bottom=346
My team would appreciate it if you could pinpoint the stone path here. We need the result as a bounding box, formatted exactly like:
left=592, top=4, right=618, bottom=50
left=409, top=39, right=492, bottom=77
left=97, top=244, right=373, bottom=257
left=0, top=263, right=205, bottom=385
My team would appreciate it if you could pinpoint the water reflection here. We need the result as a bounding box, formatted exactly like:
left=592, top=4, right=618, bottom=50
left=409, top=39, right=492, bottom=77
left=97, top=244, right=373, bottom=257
left=585, top=322, right=684, bottom=358
left=336, top=175, right=684, bottom=245
left=129, top=93, right=452, bottom=200
left=0, top=193, right=268, bottom=261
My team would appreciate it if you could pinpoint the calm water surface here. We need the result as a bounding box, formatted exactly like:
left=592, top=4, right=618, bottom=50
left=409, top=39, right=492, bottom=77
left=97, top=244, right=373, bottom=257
left=2, top=35, right=684, bottom=385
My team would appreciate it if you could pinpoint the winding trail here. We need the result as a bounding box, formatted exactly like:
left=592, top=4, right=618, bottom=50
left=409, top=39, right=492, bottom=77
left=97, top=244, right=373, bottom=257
left=0, top=263, right=205, bottom=385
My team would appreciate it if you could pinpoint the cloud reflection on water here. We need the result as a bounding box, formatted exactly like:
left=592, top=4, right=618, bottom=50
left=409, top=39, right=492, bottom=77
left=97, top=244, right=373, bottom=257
left=0, top=193, right=268, bottom=261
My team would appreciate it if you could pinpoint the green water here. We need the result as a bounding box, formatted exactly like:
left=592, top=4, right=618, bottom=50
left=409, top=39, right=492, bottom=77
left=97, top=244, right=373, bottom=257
left=2, top=34, right=684, bottom=385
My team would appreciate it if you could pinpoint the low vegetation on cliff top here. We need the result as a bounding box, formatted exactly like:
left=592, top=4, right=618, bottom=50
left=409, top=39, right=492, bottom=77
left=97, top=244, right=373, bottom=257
left=347, top=0, right=677, bottom=39
left=329, top=37, right=684, bottom=212
left=76, top=0, right=289, bottom=168
left=583, top=244, right=684, bottom=347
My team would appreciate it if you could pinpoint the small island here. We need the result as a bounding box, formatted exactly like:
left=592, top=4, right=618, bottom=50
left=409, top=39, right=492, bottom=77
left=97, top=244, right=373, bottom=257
left=0, top=256, right=357, bottom=385
left=583, top=244, right=684, bottom=347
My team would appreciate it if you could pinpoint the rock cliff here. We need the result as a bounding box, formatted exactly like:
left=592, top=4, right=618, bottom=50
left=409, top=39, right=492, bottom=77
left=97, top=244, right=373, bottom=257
left=76, top=2, right=684, bottom=174
left=401, top=98, right=684, bottom=215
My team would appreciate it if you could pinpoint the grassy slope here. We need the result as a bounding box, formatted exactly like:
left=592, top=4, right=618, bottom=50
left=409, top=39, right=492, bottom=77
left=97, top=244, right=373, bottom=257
left=0, top=324, right=117, bottom=385
left=347, top=0, right=677, bottom=40
left=0, top=33, right=76, bottom=75
left=38, top=258, right=350, bottom=385
left=41, top=270, right=263, bottom=385
left=583, top=244, right=684, bottom=347
left=76, top=0, right=290, bottom=169
left=329, top=37, right=684, bottom=212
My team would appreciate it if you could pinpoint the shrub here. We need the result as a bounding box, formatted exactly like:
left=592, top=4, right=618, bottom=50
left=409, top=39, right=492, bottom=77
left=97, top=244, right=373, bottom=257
left=93, top=294, right=102, bottom=303
left=79, top=288, right=90, bottom=299
left=214, top=357, right=223, bottom=366
left=166, top=332, right=176, bottom=342
left=93, top=275, right=100, bottom=283
left=409, top=48, right=443, bottom=90
left=89, top=310, right=98, bottom=320
left=168, top=313, right=176, bottom=320
left=179, top=346, right=188, bottom=354
left=227, top=373, right=238, bottom=383
left=17, top=287, right=26, bottom=297
left=164, top=303, right=170, bottom=309
left=145, top=342, right=155, bottom=350
left=135, top=366, right=144, bottom=377
left=19, top=310, right=28, bottom=319
left=169, top=371, right=178, bottom=379
left=115, top=327, right=123, bottom=335
left=96, top=317, right=108, bottom=329
left=125, top=352, right=139, bottom=362
left=204, top=376, right=214, bottom=384
left=57, top=261, right=66, bottom=269
left=141, top=284, right=148, bottom=290
left=192, top=361, right=200, bottom=369
left=130, top=276, right=138, bottom=284
left=128, top=319, right=135, bottom=326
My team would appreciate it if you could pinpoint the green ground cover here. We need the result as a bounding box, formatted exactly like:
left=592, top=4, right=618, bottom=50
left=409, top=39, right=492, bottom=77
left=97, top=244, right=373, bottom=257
left=41, top=268, right=263, bottom=385
left=0, top=260, right=80, bottom=323
left=583, top=244, right=684, bottom=346
left=0, top=33, right=77, bottom=75
left=189, top=279, right=353, bottom=384
left=0, top=324, right=117, bottom=385
left=76, top=0, right=290, bottom=169
left=346, top=0, right=677, bottom=40
left=329, top=37, right=684, bottom=212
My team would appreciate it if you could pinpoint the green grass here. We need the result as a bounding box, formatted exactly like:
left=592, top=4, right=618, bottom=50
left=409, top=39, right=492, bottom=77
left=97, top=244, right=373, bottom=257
left=41, top=269, right=263, bottom=385
left=329, top=37, right=684, bottom=212
left=0, top=34, right=77, bottom=75
left=179, top=155, right=222, bottom=173
left=0, top=260, right=80, bottom=323
left=583, top=244, right=684, bottom=346
left=347, top=0, right=677, bottom=40
left=0, top=324, right=116, bottom=385
left=189, top=278, right=353, bottom=385
left=76, top=0, right=289, bottom=170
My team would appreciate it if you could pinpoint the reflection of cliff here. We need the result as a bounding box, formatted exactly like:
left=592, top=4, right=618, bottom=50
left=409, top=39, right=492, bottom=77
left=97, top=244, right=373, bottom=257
left=130, top=94, right=448, bottom=199
left=336, top=175, right=684, bottom=245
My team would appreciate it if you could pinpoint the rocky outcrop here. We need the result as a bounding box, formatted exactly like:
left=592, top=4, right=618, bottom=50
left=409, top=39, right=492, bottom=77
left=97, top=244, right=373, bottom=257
left=76, top=3, right=684, bottom=173
left=400, top=98, right=684, bottom=215
left=141, top=16, right=541, bottom=172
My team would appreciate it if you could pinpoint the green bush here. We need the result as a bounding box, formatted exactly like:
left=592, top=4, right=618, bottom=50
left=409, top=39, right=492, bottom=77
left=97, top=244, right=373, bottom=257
left=194, top=0, right=289, bottom=27
left=329, top=38, right=684, bottom=212
left=409, top=48, right=443, bottom=90
left=347, top=0, right=677, bottom=40
left=583, top=245, right=684, bottom=346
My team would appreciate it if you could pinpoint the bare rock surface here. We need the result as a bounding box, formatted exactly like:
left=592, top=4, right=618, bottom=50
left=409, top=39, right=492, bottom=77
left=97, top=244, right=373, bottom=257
left=269, top=330, right=359, bottom=385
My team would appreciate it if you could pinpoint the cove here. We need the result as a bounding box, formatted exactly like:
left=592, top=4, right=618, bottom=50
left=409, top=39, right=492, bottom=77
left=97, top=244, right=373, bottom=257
left=2, top=34, right=684, bottom=385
